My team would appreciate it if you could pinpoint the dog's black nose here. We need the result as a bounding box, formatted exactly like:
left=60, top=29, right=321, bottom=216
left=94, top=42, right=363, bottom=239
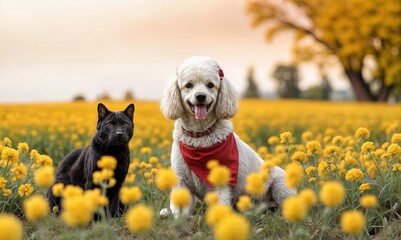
left=195, top=93, right=206, bottom=103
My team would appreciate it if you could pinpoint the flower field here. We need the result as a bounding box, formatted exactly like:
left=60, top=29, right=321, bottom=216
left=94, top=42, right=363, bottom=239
left=0, top=99, right=401, bottom=240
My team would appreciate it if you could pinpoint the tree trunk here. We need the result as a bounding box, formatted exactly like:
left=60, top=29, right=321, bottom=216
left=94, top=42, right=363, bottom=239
left=344, top=68, right=375, bottom=101
left=377, top=83, right=393, bottom=102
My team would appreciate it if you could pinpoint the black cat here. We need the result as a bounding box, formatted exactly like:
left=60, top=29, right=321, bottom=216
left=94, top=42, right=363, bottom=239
left=47, top=103, right=134, bottom=217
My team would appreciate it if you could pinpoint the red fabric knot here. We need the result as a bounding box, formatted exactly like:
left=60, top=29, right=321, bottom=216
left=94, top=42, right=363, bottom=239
left=179, top=132, right=239, bottom=188
left=218, top=66, right=224, bottom=79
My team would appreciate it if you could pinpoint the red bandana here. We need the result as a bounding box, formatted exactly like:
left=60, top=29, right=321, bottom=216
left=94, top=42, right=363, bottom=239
left=179, top=132, right=239, bottom=188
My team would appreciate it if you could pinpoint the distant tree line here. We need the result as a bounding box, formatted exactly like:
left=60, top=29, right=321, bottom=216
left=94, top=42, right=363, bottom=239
left=72, top=90, right=135, bottom=102
left=242, top=64, right=333, bottom=100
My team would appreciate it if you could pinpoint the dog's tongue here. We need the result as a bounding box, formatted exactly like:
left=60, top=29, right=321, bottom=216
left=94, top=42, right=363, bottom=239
left=195, top=105, right=207, bottom=120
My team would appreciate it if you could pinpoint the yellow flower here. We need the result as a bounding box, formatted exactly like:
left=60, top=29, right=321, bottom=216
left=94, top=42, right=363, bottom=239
left=11, top=163, right=28, bottom=181
left=318, top=161, right=329, bottom=177
left=236, top=195, right=252, bottom=212
left=139, top=162, right=148, bottom=169
left=124, top=173, right=136, bottom=183
left=62, top=185, right=84, bottom=199
left=2, top=189, right=12, bottom=197
left=392, top=163, right=401, bottom=171
left=301, top=131, right=313, bottom=143
left=387, top=143, right=401, bottom=156
left=206, top=204, right=233, bottom=227
left=308, top=177, right=317, bottom=183
left=151, top=168, right=158, bottom=175
left=34, top=166, right=55, bottom=188
left=214, top=213, right=250, bottom=240
left=280, top=131, right=293, bottom=144
left=0, top=177, right=7, bottom=190
left=92, top=171, right=103, bottom=184
left=359, top=183, right=371, bottom=192
left=361, top=141, right=375, bottom=152
left=245, top=172, right=265, bottom=196
left=0, top=214, right=23, bottom=240
left=355, top=127, right=370, bottom=139
left=291, top=151, right=308, bottom=163
left=320, top=181, right=345, bottom=207
left=84, top=188, right=109, bottom=211
left=204, top=192, right=219, bottom=206
left=332, top=136, right=345, bottom=145
left=1, top=147, right=19, bottom=165
left=156, top=168, right=178, bottom=191
left=30, top=149, right=40, bottom=162
left=267, top=136, right=279, bottom=145
left=360, top=194, right=378, bottom=208
left=257, top=146, right=268, bottom=157
left=207, top=160, right=220, bottom=170
left=139, top=147, right=152, bottom=154
left=125, top=204, right=154, bottom=233
left=282, top=196, right=307, bottom=222
left=35, top=155, right=53, bottom=167
left=345, top=168, right=364, bottom=181
left=306, top=141, right=322, bottom=156
left=344, top=155, right=358, bottom=165
left=340, top=210, right=365, bottom=236
left=3, top=137, right=12, bottom=147
left=323, top=145, right=341, bottom=158
left=149, top=156, right=159, bottom=164
left=97, top=156, right=117, bottom=170
left=23, top=194, right=49, bottom=221
left=391, top=133, right=401, bottom=143
left=52, top=183, right=64, bottom=197
left=285, top=162, right=304, bottom=188
left=366, top=165, right=377, bottom=179
left=305, top=166, right=317, bottom=176
left=299, top=188, right=317, bottom=208
left=61, top=195, right=94, bottom=227
left=208, top=165, right=231, bottom=188
left=120, top=186, right=142, bottom=205
left=100, top=168, right=114, bottom=180
left=18, top=183, right=33, bottom=197
left=171, top=187, right=191, bottom=208
left=17, top=143, right=29, bottom=153
left=374, top=149, right=385, bottom=157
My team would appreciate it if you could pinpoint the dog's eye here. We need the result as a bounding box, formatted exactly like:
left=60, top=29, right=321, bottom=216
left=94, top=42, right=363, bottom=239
left=185, top=83, right=193, bottom=89
left=207, top=82, right=214, bottom=89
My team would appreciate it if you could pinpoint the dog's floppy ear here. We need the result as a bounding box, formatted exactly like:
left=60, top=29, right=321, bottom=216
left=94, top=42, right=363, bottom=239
left=215, top=77, right=239, bottom=119
left=160, top=77, right=183, bottom=120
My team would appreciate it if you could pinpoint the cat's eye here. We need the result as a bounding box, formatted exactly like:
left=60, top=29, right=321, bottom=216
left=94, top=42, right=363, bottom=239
left=185, top=83, right=193, bottom=89
left=123, top=122, right=130, bottom=127
left=207, top=82, right=214, bottom=89
left=106, top=122, right=114, bottom=128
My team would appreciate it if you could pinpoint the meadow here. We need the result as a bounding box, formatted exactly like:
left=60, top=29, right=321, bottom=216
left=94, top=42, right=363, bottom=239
left=0, top=99, right=401, bottom=240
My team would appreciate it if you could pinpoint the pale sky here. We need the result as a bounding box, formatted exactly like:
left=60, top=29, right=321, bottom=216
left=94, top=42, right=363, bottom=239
left=0, top=0, right=348, bottom=103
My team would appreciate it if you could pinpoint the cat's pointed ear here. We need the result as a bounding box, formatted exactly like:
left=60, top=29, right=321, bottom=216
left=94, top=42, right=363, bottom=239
left=97, top=103, right=110, bottom=122
left=123, top=103, right=135, bottom=121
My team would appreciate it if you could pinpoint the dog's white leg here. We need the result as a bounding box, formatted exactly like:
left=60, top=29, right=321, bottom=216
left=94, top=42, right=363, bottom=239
left=270, top=166, right=297, bottom=204
left=216, top=186, right=232, bottom=205
left=159, top=184, right=195, bottom=219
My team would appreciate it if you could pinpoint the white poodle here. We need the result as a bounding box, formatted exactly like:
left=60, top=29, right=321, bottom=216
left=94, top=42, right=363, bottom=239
left=160, top=56, right=295, bottom=217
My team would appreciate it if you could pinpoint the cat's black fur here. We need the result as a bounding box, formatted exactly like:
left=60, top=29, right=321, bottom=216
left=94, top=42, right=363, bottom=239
left=47, top=103, right=135, bottom=217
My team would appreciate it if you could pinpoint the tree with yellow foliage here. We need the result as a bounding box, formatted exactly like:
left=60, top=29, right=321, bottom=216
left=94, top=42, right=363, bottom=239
left=247, top=0, right=401, bottom=101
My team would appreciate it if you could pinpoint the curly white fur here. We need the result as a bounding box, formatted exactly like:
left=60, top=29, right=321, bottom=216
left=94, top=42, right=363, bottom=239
left=160, top=56, right=296, bottom=218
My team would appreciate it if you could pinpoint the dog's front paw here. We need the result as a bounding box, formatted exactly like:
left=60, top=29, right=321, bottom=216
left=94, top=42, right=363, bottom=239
left=159, top=208, right=170, bottom=218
